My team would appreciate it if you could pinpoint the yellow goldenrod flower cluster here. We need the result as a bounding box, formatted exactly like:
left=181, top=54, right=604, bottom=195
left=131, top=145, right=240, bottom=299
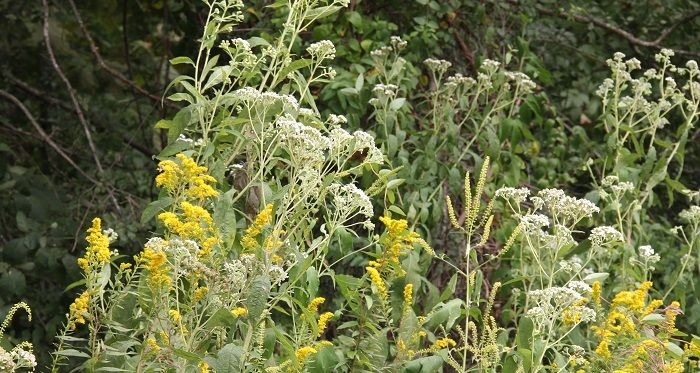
left=169, top=309, right=182, bottom=323
left=295, top=346, right=317, bottom=361
left=317, top=312, right=334, bottom=335
left=403, top=283, right=413, bottom=313
left=145, top=337, right=160, bottom=354
left=431, top=337, right=457, bottom=350
left=137, top=246, right=171, bottom=289
left=198, top=361, right=210, bottom=373
left=592, top=281, right=682, bottom=370
left=365, top=266, right=388, bottom=300
left=231, top=307, right=248, bottom=317
left=68, top=291, right=90, bottom=330
left=77, top=218, right=112, bottom=272
left=156, top=153, right=218, bottom=200
left=241, top=204, right=274, bottom=252
left=307, top=297, right=325, bottom=312
left=374, top=216, right=421, bottom=274
left=158, top=202, right=220, bottom=257
left=591, top=281, right=602, bottom=306
left=193, top=286, right=209, bottom=302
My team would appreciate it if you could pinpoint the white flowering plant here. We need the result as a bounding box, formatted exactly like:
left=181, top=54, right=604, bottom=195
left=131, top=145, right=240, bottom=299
left=33, top=0, right=700, bottom=372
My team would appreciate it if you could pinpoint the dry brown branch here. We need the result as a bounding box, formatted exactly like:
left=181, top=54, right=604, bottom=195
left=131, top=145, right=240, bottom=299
left=538, top=6, right=700, bottom=58
left=66, top=0, right=179, bottom=109
left=0, top=89, right=99, bottom=185
left=43, top=0, right=104, bottom=175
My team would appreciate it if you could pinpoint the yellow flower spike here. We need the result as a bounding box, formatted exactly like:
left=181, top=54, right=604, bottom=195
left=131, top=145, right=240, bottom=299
left=231, top=307, right=248, bottom=317
left=365, top=266, right=388, bottom=300
left=77, top=218, right=113, bottom=272
left=307, top=297, right=326, bottom=312
left=145, top=337, right=160, bottom=353
left=193, top=287, right=209, bottom=302
left=431, top=338, right=457, bottom=350
left=138, top=247, right=171, bottom=289
left=295, top=346, right=317, bottom=362
left=591, top=281, right=602, bottom=306
left=119, top=262, right=132, bottom=271
left=68, top=291, right=90, bottom=330
left=155, top=159, right=180, bottom=192
left=317, top=312, right=334, bottom=335
left=169, top=310, right=182, bottom=323
left=241, top=204, right=274, bottom=252
left=198, top=361, right=210, bottom=373
left=403, top=283, right=413, bottom=312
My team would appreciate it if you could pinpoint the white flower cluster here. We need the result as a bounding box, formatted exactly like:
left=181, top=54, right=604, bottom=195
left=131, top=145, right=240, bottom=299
left=327, top=114, right=348, bottom=127
left=277, top=115, right=330, bottom=166
left=424, top=58, right=452, bottom=74
left=444, top=73, right=476, bottom=90
left=390, top=36, right=407, bottom=50
left=679, top=205, right=700, bottom=224
left=480, top=59, right=501, bottom=74
left=232, top=88, right=299, bottom=112
left=537, top=188, right=599, bottom=222
left=519, top=213, right=550, bottom=233
left=0, top=346, right=36, bottom=371
left=370, top=46, right=392, bottom=59
left=328, top=183, right=375, bottom=230
left=495, top=187, right=530, bottom=204
left=372, top=83, right=398, bottom=98
left=526, top=285, right=595, bottom=325
left=638, top=245, right=660, bottom=265
left=307, top=40, right=336, bottom=60
left=505, top=71, right=537, bottom=94
left=589, top=226, right=624, bottom=246
left=102, top=228, right=118, bottom=243
left=559, top=256, right=583, bottom=273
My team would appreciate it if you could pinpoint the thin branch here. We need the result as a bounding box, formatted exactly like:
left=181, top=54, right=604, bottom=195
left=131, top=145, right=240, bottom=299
left=538, top=6, right=700, bottom=58
left=7, top=74, right=75, bottom=113
left=0, top=89, right=99, bottom=185
left=43, top=0, right=104, bottom=175
left=66, top=0, right=178, bottom=108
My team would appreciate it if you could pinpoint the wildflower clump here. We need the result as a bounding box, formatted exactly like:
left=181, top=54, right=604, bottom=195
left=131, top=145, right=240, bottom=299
left=590, top=282, right=683, bottom=371
left=0, top=303, right=37, bottom=371
left=76, top=218, right=113, bottom=272
left=307, top=297, right=325, bottom=312
left=155, top=153, right=218, bottom=200
left=241, top=203, right=274, bottom=252
left=137, top=241, right=171, bottom=289
left=68, top=291, right=90, bottom=330
left=317, top=312, right=334, bottom=336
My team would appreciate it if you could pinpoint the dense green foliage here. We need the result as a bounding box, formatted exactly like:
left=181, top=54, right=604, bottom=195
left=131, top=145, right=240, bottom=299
left=1, top=0, right=699, bottom=371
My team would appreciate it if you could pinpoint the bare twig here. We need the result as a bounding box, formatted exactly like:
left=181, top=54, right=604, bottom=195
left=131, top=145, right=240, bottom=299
left=66, top=0, right=178, bottom=108
left=538, top=6, right=700, bottom=58
left=7, top=74, right=75, bottom=113
left=43, top=0, right=104, bottom=175
left=0, top=89, right=100, bottom=185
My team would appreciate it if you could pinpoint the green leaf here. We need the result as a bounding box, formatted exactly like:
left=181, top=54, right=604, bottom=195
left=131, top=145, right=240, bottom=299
left=170, top=56, right=195, bottom=66
left=204, top=308, right=237, bottom=330
left=246, top=275, right=271, bottom=322
left=306, top=267, right=319, bottom=298
left=304, top=5, right=342, bottom=20
left=212, top=343, right=243, bottom=371
left=308, top=345, right=339, bottom=372
left=641, top=313, right=666, bottom=325
left=516, top=317, right=534, bottom=350
left=278, top=59, right=313, bottom=81
left=401, top=355, right=444, bottom=372
left=666, top=342, right=684, bottom=358
left=583, top=272, right=609, bottom=283
left=140, top=197, right=174, bottom=224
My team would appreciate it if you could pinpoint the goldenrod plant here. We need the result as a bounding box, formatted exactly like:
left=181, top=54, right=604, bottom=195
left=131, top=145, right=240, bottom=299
left=42, top=1, right=700, bottom=372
